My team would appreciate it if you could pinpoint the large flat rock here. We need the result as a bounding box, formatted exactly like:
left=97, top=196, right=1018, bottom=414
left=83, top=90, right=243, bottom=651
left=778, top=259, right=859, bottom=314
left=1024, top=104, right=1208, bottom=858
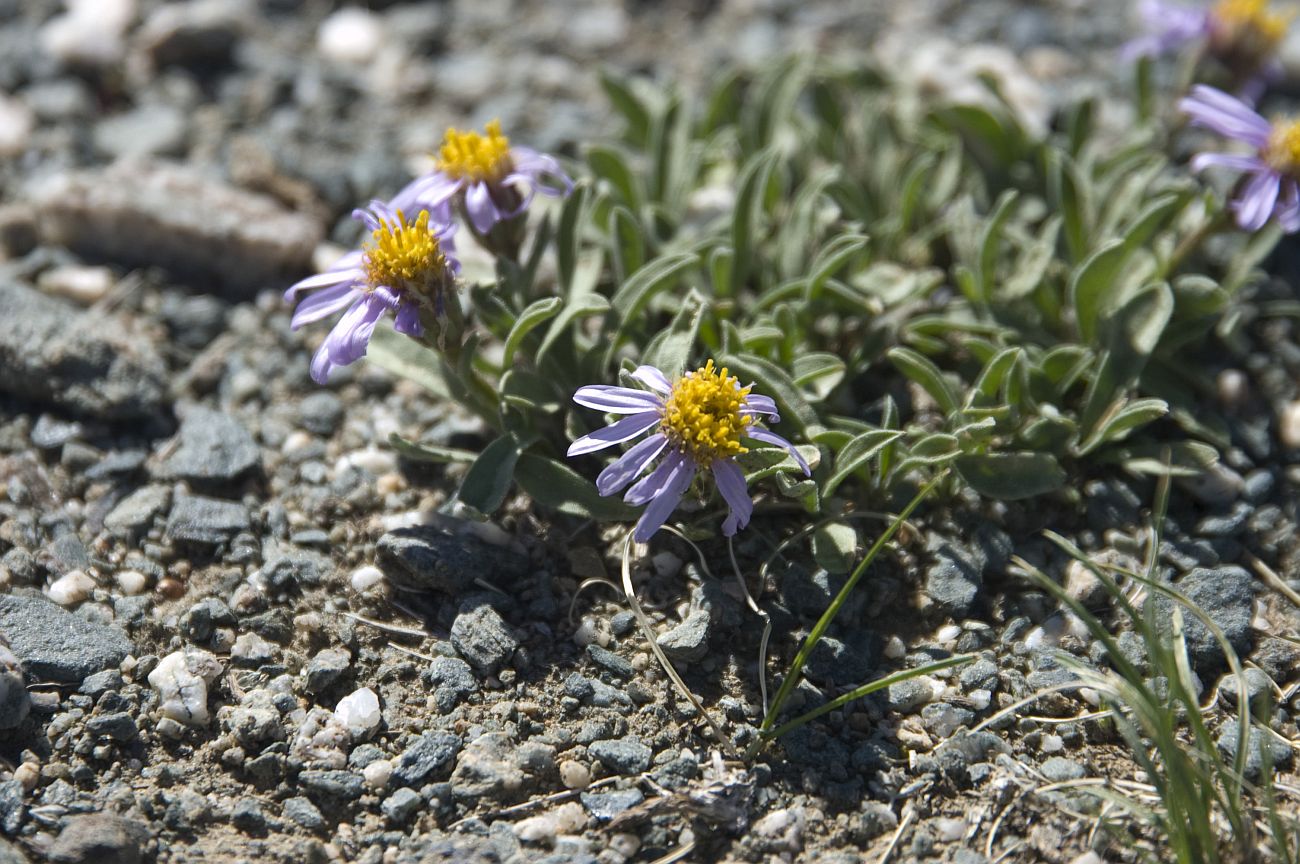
left=0, top=281, right=168, bottom=421
left=0, top=594, right=134, bottom=685
left=34, top=159, right=322, bottom=298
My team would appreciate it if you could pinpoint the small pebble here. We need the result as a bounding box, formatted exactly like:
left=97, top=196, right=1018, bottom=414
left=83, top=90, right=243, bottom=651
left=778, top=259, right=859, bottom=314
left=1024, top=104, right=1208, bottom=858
left=47, top=570, right=95, bottom=606
left=37, top=265, right=112, bottom=305
left=350, top=565, right=384, bottom=593
left=335, top=687, right=381, bottom=739
left=363, top=759, right=393, bottom=790
left=115, top=570, right=148, bottom=595
left=318, top=8, right=383, bottom=64
left=1279, top=401, right=1300, bottom=449
left=559, top=760, right=590, bottom=790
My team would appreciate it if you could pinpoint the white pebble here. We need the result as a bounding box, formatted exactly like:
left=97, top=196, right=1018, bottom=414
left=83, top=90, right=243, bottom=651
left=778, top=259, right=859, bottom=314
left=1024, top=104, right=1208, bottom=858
left=13, top=762, right=39, bottom=792
left=115, top=570, right=148, bottom=595
left=362, top=758, right=392, bottom=790
left=148, top=648, right=221, bottom=727
left=338, top=447, right=397, bottom=475
left=882, top=635, right=906, bottom=659
left=37, top=265, right=112, bottom=305
left=935, top=624, right=962, bottom=643
left=350, top=565, right=384, bottom=593
left=0, top=93, right=34, bottom=157
left=317, top=8, right=384, bottom=65
left=1282, top=401, right=1300, bottom=449
left=281, top=430, right=315, bottom=457
left=1217, top=369, right=1248, bottom=407
left=47, top=570, right=95, bottom=606
left=1040, top=734, right=1064, bottom=754
left=968, top=689, right=992, bottom=711
left=335, top=687, right=381, bottom=739
left=936, top=817, right=967, bottom=842
left=41, top=0, right=136, bottom=67
left=559, top=760, right=590, bottom=790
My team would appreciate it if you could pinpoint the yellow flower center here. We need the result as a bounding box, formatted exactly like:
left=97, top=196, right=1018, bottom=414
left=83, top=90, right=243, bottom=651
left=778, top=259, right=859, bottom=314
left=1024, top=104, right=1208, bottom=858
left=660, top=360, right=752, bottom=465
left=436, top=119, right=513, bottom=184
left=1212, top=0, right=1290, bottom=51
left=362, top=209, right=452, bottom=301
left=1265, top=118, right=1300, bottom=174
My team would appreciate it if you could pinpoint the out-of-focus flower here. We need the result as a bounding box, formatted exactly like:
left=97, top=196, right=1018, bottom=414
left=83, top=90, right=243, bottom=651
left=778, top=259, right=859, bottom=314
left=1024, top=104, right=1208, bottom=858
left=567, top=361, right=810, bottom=542
left=285, top=203, right=460, bottom=383
left=1180, top=84, right=1300, bottom=232
left=1124, top=0, right=1290, bottom=99
left=391, top=120, right=573, bottom=236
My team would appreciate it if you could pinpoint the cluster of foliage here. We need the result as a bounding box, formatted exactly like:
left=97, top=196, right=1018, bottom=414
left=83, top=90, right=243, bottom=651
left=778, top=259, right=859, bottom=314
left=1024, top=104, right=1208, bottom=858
left=367, top=57, right=1274, bottom=568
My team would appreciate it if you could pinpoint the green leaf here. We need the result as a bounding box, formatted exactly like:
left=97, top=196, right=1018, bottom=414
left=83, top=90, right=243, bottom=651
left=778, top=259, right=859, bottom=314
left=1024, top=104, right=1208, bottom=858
left=457, top=434, right=521, bottom=514
left=502, top=297, right=563, bottom=368
left=610, top=252, right=698, bottom=322
left=708, top=247, right=734, bottom=297
left=587, top=146, right=641, bottom=213
left=1075, top=397, right=1168, bottom=456
left=599, top=71, right=651, bottom=146
left=608, top=205, right=645, bottom=284
left=823, top=430, right=902, bottom=497
left=1070, top=239, right=1129, bottom=345
left=1001, top=215, right=1060, bottom=300
left=1078, top=281, right=1174, bottom=439
left=643, top=290, right=704, bottom=379
left=890, top=433, right=960, bottom=478
left=730, top=149, right=780, bottom=296
left=978, top=190, right=1019, bottom=304
left=367, top=327, right=450, bottom=399
left=813, top=522, right=858, bottom=574
left=387, top=432, right=476, bottom=464
left=955, top=452, right=1066, bottom=500
left=500, top=369, right=562, bottom=414
left=805, top=233, right=869, bottom=301
left=1046, top=149, right=1091, bottom=263
left=1102, top=440, right=1218, bottom=477
left=536, top=289, right=610, bottom=365
left=791, top=353, right=846, bottom=401
left=887, top=347, right=960, bottom=416
left=516, top=453, right=638, bottom=520
left=557, top=183, right=589, bottom=292
left=967, top=347, right=1022, bottom=408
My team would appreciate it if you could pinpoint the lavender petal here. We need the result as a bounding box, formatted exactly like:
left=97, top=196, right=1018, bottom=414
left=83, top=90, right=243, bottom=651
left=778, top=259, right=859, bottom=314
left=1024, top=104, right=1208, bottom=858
left=632, top=455, right=696, bottom=542
left=573, top=385, right=665, bottom=413
left=745, top=427, right=811, bottom=476
left=595, top=433, right=669, bottom=496
left=290, top=283, right=363, bottom=329
left=713, top=458, right=754, bottom=536
left=567, top=411, right=661, bottom=456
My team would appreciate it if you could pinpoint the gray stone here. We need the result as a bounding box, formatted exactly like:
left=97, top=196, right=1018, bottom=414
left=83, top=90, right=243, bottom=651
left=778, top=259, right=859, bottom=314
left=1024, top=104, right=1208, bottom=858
left=449, top=732, right=525, bottom=801
left=31, top=414, right=82, bottom=449
left=450, top=602, right=519, bottom=676
left=925, top=539, right=982, bottom=616
left=137, top=0, right=248, bottom=68
left=563, top=672, right=631, bottom=709
left=381, top=787, right=423, bottom=823
left=958, top=656, right=999, bottom=691
left=48, top=814, right=146, bottom=864
left=586, top=644, right=633, bottom=679
left=0, top=281, right=167, bottom=421
left=588, top=738, right=651, bottom=775
left=298, top=392, right=343, bottom=436
left=656, top=608, right=711, bottom=663
left=1221, top=667, right=1274, bottom=717
left=93, top=104, right=187, bottom=160
left=34, top=160, right=322, bottom=299
left=303, top=648, right=350, bottom=694
left=85, top=711, right=137, bottom=741
left=282, top=797, right=323, bottom=831
left=231, top=798, right=267, bottom=835
left=377, top=524, right=530, bottom=595
left=262, top=550, right=330, bottom=591
left=43, top=534, right=91, bottom=575
left=1153, top=567, right=1254, bottom=676
left=581, top=789, right=644, bottom=821
left=393, top=732, right=461, bottom=788
left=104, top=485, right=171, bottom=535
left=297, top=770, right=364, bottom=801
left=157, top=408, right=259, bottom=482
left=856, top=802, right=898, bottom=841
left=166, top=494, right=250, bottom=546
left=0, top=781, right=21, bottom=835
left=181, top=597, right=235, bottom=642
left=1217, top=718, right=1293, bottom=781
left=1039, top=756, right=1085, bottom=782
left=885, top=678, right=935, bottom=713
left=422, top=656, right=476, bottom=712
left=78, top=668, right=123, bottom=697
left=0, top=594, right=132, bottom=684
left=0, top=645, right=29, bottom=729
left=0, top=838, right=30, bottom=864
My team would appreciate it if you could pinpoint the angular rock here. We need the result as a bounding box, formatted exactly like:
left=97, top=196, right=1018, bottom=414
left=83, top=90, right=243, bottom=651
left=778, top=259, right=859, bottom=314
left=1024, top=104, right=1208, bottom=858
left=450, top=602, right=519, bottom=675
left=0, top=281, right=167, bottom=422
left=925, top=538, right=982, bottom=617
left=157, top=408, right=259, bottom=482
left=0, top=645, right=29, bottom=729
left=48, top=814, right=146, bottom=864
left=449, top=732, right=525, bottom=801
left=166, top=494, right=250, bottom=546
left=377, top=524, right=530, bottom=594
left=1217, top=718, right=1293, bottom=781
left=1154, top=567, right=1255, bottom=676
left=588, top=738, right=651, bottom=775
left=393, top=732, right=461, bottom=788
left=657, top=608, right=711, bottom=663
left=0, top=595, right=132, bottom=684
left=33, top=160, right=322, bottom=298
left=103, top=485, right=171, bottom=535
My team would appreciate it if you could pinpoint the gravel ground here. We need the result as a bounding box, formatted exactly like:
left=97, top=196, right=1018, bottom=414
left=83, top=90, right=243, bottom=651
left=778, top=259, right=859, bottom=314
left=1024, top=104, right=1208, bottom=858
left=3, top=1, right=1300, bottom=862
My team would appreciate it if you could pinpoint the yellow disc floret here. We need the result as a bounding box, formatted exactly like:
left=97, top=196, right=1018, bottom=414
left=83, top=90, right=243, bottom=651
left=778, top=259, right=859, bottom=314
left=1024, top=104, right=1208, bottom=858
left=660, top=361, right=752, bottom=464
left=363, top=209, right=451, bottom=301
left=1212, top=0, right=1290, bottom=52
left=1265, top=118, right=1300, bottom=175
left=436, top=119, right=513, bottom=184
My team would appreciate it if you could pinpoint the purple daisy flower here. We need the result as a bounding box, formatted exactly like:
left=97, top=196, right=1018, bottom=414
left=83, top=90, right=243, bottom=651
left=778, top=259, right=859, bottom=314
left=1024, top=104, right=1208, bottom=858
left=567, top=361, right=811, bottom=543
left=1180, top=84, right=1300, bottom=232
left=285, top=202, right=461, bottom=383
left=1121, top=0, right=1213, bottom=61
left=389, top=119, right=573, bottom=236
